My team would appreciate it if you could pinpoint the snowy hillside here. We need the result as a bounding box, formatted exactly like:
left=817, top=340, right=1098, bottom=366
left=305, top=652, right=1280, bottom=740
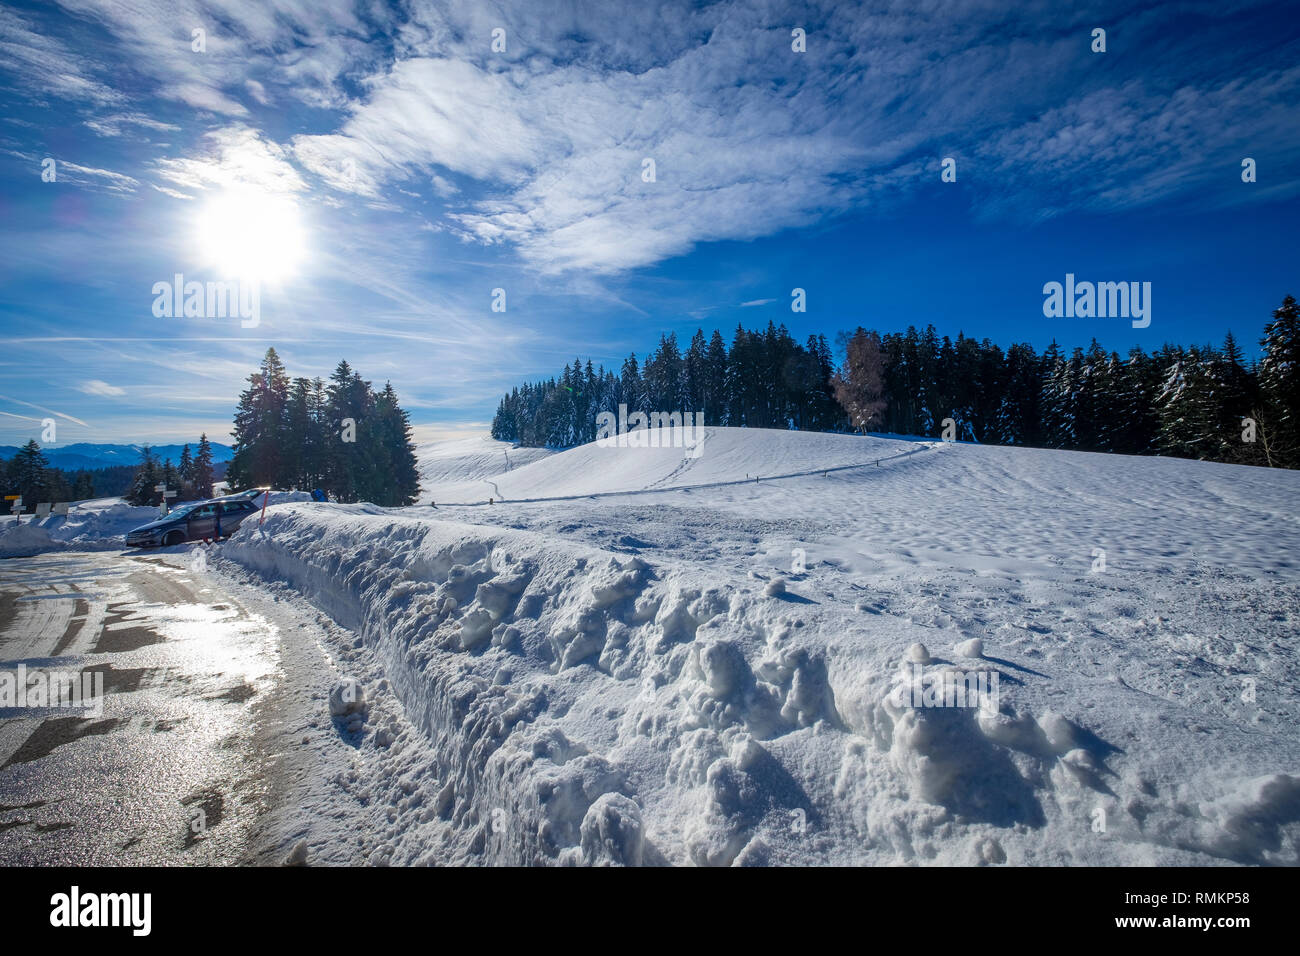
left=421, top=428, right=927, bottom=503
left=219, top=428, right=1300, bottom=866
left=413, top=434, right=556, bottom=502
left=415, top=436, right=555, bottom=497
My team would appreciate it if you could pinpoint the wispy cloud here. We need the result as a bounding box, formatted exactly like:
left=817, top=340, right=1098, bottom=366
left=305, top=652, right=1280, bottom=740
left=79, top=379, right=126, bottom=397
left=282, top=1, right=1300, bottom=274
left=0, top=393, right=91, bottom=428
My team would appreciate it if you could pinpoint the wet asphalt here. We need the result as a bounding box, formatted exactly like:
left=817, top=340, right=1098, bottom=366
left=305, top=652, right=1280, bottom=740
left=0, top=550, right=281, bottom=865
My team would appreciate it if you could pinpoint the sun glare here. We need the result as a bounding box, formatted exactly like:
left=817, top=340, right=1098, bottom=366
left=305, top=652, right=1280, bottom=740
left=196, top=188, right=307, bottom=283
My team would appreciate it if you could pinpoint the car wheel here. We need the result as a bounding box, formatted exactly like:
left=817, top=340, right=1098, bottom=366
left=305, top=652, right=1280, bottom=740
left=163, top=530, right=185, bottom=547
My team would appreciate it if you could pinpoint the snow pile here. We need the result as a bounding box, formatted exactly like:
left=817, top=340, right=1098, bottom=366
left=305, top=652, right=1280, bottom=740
left=0, top=521, right=63, bottom=558
left=221, top=428, right=1300, bottom=866
left=0, top=492, right=314, bottom=558
left=0, top=499, right=156, bottom=555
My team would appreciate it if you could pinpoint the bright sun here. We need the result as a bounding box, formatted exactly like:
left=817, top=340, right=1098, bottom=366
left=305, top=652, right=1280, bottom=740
left=197, top=188, right=307, bottom=282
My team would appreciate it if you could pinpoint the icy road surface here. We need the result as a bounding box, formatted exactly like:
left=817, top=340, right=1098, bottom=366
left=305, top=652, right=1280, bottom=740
left=0, top=549, right=429, bottom=866
left=0, top=551, right=289, bottom=863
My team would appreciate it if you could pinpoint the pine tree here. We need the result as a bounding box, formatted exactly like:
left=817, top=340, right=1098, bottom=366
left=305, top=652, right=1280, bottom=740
left=72, top=471, right=96, bottom=501
left=620, top=355, right=644, bottom=414
left=684, top=330, right=708, bottom=417
left=1258, top=295, right=1300, bottom=467
left=644, top=333, right=684, bottom=411
left=285, top=377, right=313, bottom=491
left=374, top=382, right=421, bottom=505
left=325, top=360, right=377, bottom=502
left=178, top=444, right=194, bottom=496
left=228, top=347, right=291, bottom=489
left=9, top=439, right=50, bottom=506
left=706, top=330, right=729, bottom=425
left=194, top=435, right=215, bottom=499
left=1156, top=347, right=1226, bottom=459
left=1039, top=342, right=1070, bottom=447
left=126, top=445, right=160, bottom=505
left=996, top=342, right=1041, bottom=445
left=161, top=459, right=180, bottom=498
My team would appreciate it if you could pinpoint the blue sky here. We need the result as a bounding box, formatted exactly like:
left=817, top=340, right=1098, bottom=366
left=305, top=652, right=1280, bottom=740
left=1, top=0, right=1297, bottom=446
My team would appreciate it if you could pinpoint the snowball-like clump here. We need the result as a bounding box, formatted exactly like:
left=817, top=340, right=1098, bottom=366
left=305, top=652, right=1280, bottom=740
left=329, top=677, right=366, bottom=717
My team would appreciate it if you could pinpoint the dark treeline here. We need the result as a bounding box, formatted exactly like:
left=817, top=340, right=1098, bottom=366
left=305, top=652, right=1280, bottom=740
left=1, top=441, right=97, bottom=513
left=226, top=348, right=420, bottom=505
left=1, top=442, right=213, bottom=512
left=492, top=326, right=843, bottom=447
left=492, top=295, right=1300, bottom=469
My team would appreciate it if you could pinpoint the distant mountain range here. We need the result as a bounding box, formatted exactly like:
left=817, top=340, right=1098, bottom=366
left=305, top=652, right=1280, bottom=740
left=0, top=442, right=235, bottom=472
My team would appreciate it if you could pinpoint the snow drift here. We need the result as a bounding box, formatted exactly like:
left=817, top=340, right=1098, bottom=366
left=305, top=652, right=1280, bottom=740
left=221, top=429, right=1300, bottom=865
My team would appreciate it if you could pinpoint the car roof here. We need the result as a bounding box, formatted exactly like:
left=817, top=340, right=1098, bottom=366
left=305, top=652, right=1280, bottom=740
left=209, top=490, right=267, bottom=502
left=177, top=493, right=260, bottom=509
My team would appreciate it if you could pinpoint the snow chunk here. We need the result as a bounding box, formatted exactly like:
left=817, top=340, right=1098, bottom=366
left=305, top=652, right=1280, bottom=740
left=285, top=839, right=309, bottom=866
left=329, top=678, right=367, bottom=717
left=580, top=793, right=644, bottom=866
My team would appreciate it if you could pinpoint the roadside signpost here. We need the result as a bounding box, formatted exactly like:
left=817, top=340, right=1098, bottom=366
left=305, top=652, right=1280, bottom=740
left=258, top=487, right=271, bottom=527
left=155, top=483, right=178, bottom=516
left=6, top=495, right=21, bottom=525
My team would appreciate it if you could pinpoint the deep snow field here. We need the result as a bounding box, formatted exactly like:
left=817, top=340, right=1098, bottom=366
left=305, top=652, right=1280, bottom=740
left=5, top=429, right=1298, bottom=866
left=227, top=429, right=1300, bottom=866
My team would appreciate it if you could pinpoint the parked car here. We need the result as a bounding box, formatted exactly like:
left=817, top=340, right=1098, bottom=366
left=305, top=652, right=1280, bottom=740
left=125, top=496, right=261, bottom=547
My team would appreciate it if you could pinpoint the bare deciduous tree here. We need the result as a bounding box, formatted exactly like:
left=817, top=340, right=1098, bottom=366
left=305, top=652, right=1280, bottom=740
left=833, top=328, right=887, bottom=433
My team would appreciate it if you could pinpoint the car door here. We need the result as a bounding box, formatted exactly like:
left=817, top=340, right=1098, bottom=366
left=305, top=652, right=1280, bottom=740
left=186, top=504, right=218, bottom=540
left=219, top=501, right=253, bottom=534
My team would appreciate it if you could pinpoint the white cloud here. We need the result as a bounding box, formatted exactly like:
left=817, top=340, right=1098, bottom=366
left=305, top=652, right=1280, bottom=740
left=84, top=113, right=181, bottom=138
left=79, top=379, right=126, bottom=397
left=154, top=126, right=306, bottom=195
left=284, top=0, right=1300, bottom=274
left=0, top=6, right=124, bottom=106
left=40, top=0, right=374, bottom=117
left=11, top=0, right=1300, bottom=283
left=58, top=161, right=140, bottom=193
